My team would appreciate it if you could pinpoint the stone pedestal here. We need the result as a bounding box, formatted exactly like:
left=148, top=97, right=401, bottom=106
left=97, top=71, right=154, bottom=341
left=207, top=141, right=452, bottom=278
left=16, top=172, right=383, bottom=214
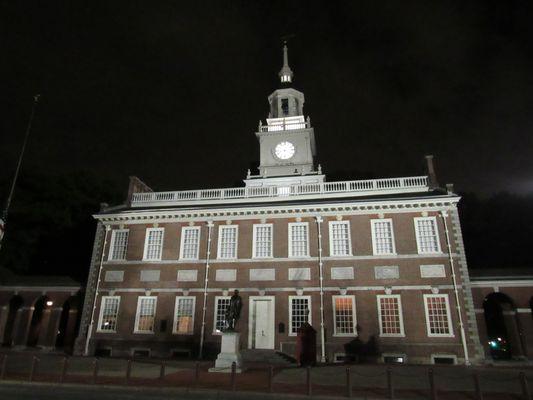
left=209, top=332, right=245, bottom=373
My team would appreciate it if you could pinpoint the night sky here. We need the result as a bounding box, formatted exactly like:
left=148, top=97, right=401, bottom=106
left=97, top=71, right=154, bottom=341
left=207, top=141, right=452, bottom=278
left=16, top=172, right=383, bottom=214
left=2, top=1, right=533, bottom=197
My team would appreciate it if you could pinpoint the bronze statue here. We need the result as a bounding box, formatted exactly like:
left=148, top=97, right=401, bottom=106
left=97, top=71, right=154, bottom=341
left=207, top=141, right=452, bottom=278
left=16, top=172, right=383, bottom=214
left=224, top=289, right=242, bottom=332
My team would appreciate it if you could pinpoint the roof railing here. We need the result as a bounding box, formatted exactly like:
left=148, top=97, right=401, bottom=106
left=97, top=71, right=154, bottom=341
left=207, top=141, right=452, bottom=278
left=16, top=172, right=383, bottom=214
left=130, top=176, right=430, bottom=207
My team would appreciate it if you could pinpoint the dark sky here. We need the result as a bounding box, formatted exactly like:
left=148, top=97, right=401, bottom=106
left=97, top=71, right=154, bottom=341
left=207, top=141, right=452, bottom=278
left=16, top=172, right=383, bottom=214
left=2, top=1, right=533, bottom=197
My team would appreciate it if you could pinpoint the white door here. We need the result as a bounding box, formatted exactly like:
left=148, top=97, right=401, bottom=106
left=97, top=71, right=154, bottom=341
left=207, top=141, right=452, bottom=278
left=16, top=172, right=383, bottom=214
left=253, top=299, right=274, bottom=349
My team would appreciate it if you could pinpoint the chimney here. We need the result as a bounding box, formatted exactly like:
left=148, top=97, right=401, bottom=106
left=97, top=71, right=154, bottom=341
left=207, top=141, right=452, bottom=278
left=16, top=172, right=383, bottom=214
left=126, top=176, right=153, bottom=206
left=425, top=155, right=439, bottom=189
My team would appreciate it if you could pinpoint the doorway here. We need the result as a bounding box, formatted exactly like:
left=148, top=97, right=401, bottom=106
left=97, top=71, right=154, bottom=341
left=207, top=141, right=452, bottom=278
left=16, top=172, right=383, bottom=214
left=248, top=297, right=275, bottom=349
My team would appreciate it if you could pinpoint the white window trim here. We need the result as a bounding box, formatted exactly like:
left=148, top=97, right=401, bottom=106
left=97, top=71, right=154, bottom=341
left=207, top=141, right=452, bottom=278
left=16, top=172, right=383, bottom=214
left=332, top=295, right=357, bottom=337
left=142, top=228, right=165, bottom=261
left=179, top=226, right=201, bottom=260
left=288, top=295, right=312, bottom=337
left=252, top=223, right=273, bottom=259
left=414, top=217, right=442, bottom=254
left=423, top=294, right=454, bottom=338
left=430, top=354, right=457, bottom=364
left=328, top=221, right=352, bottom=257
left=370, top=219, right=396, bottom=256
left=288, top=222, right=310, bottom=258
left=216, top=225, right=239, bottom=260
left=172, top=296, right=196, bottom=335
left=108, top=229, right=129, bottom=261
left=212, top=296, right=231, bottom=334
left=134, top=296, right=157, bottom=334
left=96, top=296, right=120, bottom=333
left=377, top=294, right=405, bottom=337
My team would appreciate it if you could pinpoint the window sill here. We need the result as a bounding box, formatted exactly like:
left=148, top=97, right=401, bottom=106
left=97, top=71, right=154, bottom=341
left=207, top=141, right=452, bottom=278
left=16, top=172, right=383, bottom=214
left=96, top=330, right=116, bottom=334
left=427, top=334, right=455, bottom=338
left=172, top=332, right=194, bottom=335
left=133, top=331, right=155, bottom=334
left=379, top=334, right=406, bottom=338
left=333, top=334, right=358, bottom=338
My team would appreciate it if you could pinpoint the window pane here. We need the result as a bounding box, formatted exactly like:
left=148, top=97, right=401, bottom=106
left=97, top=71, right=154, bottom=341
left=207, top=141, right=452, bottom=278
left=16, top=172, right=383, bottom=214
left=331, top=222, right=350, bottom=256
left=219, top=226, right=237, bottom=259
left=175, top=298, right=194, bottom=334
left=290, top=297, right=310, bottom=334
left=110, top=231, right=129, bottom=260
left=417, top=219, right=439, bottom=253
left=145, top=230, right=163, bottom=260
left=290, top=224, right=308, bottom=257
left=254, top=225, right=272, bottom=258
left=136, top=297, right=156, bottom=332
left=426, top=296, right=451, bottom=335
left=379, top=296, right=402, bottom=335
left=334, top=297, right=355, bottom=334
left=99, top=297, right=119, bottom=332
left=182, top=228, right=200, bottom=259
left=373, top=221, right=394, bottom=254
left=215, top=297, right=231, bottom=332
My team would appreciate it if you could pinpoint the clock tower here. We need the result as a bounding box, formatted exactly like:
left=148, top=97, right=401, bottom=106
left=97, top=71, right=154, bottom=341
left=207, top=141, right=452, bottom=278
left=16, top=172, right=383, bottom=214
left=245, top=44, right=324, bottom=188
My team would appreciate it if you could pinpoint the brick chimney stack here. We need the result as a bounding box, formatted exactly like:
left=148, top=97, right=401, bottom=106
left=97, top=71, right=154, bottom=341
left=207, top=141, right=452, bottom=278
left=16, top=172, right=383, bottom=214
left=425, top=155, right=439, bottom=189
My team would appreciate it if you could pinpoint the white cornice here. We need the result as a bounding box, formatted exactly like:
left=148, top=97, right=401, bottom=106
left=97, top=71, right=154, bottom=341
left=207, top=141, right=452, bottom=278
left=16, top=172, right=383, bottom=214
left=95, top=195, right=460, bottom=224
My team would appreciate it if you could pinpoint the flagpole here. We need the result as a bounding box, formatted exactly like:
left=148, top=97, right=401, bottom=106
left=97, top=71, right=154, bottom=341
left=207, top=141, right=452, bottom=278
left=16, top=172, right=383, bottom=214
left=0, top=94, right=41, bottom=251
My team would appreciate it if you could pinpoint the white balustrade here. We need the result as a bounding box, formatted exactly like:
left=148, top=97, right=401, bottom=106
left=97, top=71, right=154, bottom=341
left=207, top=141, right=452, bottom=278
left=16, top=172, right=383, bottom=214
left=130, top=176, right=429, bottom=207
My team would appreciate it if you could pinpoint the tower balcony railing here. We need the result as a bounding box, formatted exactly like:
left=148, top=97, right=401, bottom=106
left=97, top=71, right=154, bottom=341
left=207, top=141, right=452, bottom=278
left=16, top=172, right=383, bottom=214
left=131, top=176, right=430, bottom=208
left=260, top=120, right=310, bottom=132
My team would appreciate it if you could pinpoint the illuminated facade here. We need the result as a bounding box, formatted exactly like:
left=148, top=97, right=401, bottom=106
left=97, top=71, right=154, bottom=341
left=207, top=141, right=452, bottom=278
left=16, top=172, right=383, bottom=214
left=73, top=45, right=491, bottom=364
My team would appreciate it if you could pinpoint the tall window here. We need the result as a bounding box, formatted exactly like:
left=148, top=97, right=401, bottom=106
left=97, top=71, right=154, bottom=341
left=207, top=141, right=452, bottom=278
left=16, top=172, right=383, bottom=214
left=332, top=295, right=357, bottom=336
left=289, top=296, right=311, bottom=335
left=329, top=221, right=352, bottom=256
left=281, top=98, right=289, bottom=116
left=143, top=228, right=164, bottom=261
left=217, top=225, right=238, bottom=259
left=371, top=219, right=396, bottom=255
left=253, top=224, right=273, bottom=258
left=173, top=297, right=195, bottom=334
left=424, top=294, right=453, bottom=337
left=180, top=226, right=201, bottom=260
left=288, top=223, right=309, bottom=258
left=134, top=296, right=157, bottom=333
left=377, top=295, right=405, bottom=336
left=214, top=296, right=231, bottom=333
left=109, top=229, right=129, bottom=261
left=414, top=217, right=441, bottom=254
left=97, top=296, right=120, bottom=332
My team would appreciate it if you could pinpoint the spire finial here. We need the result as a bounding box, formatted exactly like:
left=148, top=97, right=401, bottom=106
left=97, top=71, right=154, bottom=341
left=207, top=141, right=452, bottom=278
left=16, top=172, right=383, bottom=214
left=279, top=42, right=293, bottom=83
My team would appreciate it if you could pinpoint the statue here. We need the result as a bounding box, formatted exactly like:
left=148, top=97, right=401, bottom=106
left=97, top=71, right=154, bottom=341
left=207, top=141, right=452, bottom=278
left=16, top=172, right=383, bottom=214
left=224, top=289, right=242, bottom=332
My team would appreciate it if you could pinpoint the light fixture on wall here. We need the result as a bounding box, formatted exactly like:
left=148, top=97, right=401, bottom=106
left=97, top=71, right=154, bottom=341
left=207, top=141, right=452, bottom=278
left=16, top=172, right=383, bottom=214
left=46, top=301, right=53, bottom=307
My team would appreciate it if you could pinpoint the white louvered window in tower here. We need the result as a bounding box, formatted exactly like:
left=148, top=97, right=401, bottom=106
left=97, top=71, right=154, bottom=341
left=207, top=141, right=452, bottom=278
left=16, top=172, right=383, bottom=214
left=214, top=297, right=231, bottom=333
left=377, top=295, right=405, bottom=336
left=289, top=296, right=311, bottom=335
left=289, top=223, right=309, bottom=258
left=97, top=296, right=120, bottom=332
left=424, top=294, right=453, bottom=337
left=109, top=230, right=129, bottom=261
left=253, top=224, right=273, bottom=258
left=415, top=217, right=441, bottom=254
left=134, top=296, right=157, bottom=333
left=143, top=228, right=164, bottom=261
left=333, top=296, right=357, bottom=336
left=174, top=297, right=195, bottom=334
left=218, top=225, right=238, bottom=259
left=329, top=221, right=352, bottom=256
left=180, top=227, right=201, bottom=260
left=371, top=219, right=396, bottom=255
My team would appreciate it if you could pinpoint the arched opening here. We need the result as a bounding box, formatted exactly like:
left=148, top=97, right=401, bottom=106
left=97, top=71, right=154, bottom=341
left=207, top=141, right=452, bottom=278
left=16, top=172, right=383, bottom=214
left=2, top=295, right=24, bottom=346
left=483, top=292, right=525, bottom=359
left=55, top=295, right=81, bottom=351
left=26, top=296, right=49, bottom=347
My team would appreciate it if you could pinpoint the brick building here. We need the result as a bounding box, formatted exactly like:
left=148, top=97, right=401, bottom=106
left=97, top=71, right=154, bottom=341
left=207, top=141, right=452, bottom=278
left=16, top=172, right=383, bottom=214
left=73, top=45, right=495, bottom=364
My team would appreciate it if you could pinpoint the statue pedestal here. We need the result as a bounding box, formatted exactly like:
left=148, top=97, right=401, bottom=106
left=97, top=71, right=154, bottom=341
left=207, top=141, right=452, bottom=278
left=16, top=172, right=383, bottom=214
left=209, top=331, right=245, bottom=373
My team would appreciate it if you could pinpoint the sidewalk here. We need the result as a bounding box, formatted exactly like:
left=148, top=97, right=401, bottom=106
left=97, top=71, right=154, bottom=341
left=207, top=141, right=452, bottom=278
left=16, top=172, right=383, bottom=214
left=0, top=351, right=531, bottom=400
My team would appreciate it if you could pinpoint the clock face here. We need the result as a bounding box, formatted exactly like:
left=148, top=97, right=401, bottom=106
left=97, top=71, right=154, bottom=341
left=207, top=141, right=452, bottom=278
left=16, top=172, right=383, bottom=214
left=275, top=141, right=295, bottom=160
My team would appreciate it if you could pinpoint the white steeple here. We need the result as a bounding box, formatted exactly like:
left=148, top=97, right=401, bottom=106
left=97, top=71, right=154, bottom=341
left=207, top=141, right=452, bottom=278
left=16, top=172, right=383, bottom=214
left=278, top=43, right=293, bottom=83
